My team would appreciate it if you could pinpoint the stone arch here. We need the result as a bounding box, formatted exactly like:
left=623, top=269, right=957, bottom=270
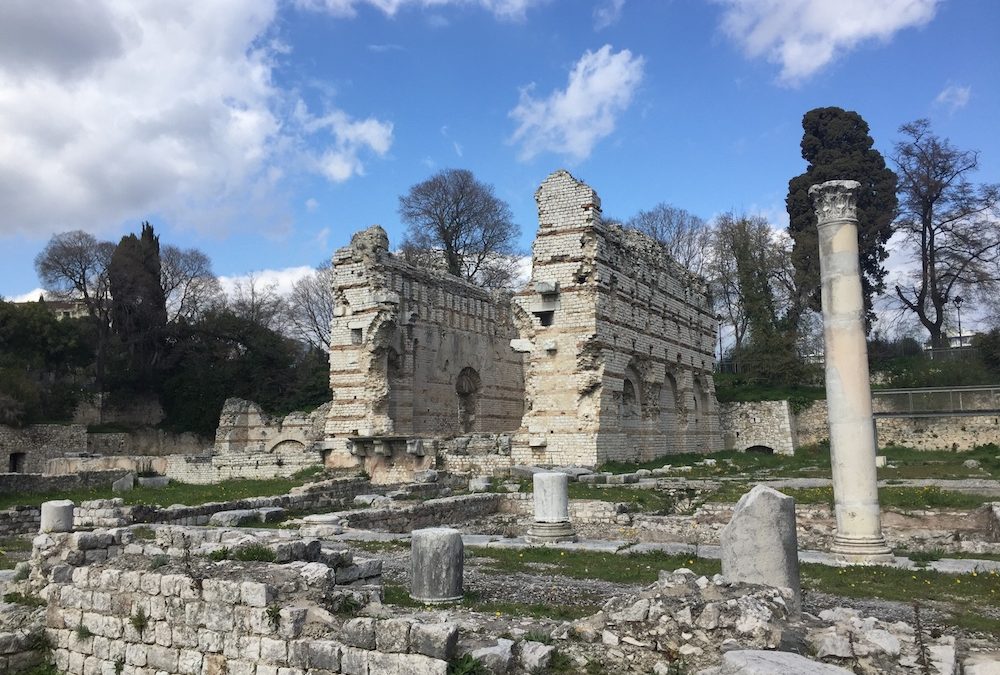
left=660, top=371, right=679, bottom=441
left=456, top=366, right=482, bottom=433
left=386, top=347, right=403, bottom=430
left=692, top=376, right=709, bottom=435
left=745, top=444, right=775, bottom=455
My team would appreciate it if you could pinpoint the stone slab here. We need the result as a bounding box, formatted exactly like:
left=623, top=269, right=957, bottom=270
left=697, top=650, right=855, bottom=674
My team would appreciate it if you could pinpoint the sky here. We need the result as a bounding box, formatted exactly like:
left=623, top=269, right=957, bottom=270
left=1, top=0, right=998, bottom=333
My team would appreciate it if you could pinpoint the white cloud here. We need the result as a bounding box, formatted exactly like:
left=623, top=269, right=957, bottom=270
left=0, top=0, right=392, bottom=238
left=294, top=0, right=543, bottom=20
left=218, top=266, right=315, bottom=298
left=593, top=0, right=625, bottom=30
left=715, top=0, right=940, bottom=85
left=9, top=288, right=47, bottom=303
left=935, top=84, right=971, bottom=112
left=305, top=198, right=320, bottom=212
left=509, top=45, right=644, bottom=162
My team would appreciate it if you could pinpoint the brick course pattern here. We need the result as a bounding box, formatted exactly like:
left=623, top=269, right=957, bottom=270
left=326, top=170, right=722, bottom=471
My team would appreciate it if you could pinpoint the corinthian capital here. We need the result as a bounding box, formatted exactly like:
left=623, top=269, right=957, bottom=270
left=809, top=179, right=860, bottom=225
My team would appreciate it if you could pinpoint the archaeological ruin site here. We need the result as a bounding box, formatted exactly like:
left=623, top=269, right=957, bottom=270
left=3, top=172, right=1000, bottom=675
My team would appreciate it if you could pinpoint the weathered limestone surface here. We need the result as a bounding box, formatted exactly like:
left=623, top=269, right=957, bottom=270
left=410, top=527, right=464, bottom=603
left=326, top=170, right=722, bottom=471
left=719, top=401, right=796, bottom=455
left=698, top=650, right=855, bottom=674
left=720, top=486, right=800, bottom=612
left=39, top=500, right=74, bottom=533
left=811, top=180, right=891, bottom=562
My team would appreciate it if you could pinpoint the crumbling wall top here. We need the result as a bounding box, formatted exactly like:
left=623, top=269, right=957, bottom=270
left=534, top=169, right=602, bottom=230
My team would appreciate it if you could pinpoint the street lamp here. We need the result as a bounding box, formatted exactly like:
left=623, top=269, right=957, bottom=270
left=954, top=295, right=964, bottom=346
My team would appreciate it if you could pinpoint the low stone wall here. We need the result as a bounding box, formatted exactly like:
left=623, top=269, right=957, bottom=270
left=0, top=470, right=127, bottom=497
left=341, top=493, right=503, bottom=532
left=46, top=455, right=169, bottom=476
left=718, top=401, right=796, bottom=455
left=502, top=493, right=629, bottom=524
left=36, top=525, right=454, bottom=675
left=722, top=399, right=1000, bottom=453
left=0, top=623, right=47, bottom=673
left=0, top=505, right=42, bottom=536
left=0, top=423, right=87, bottom=473
left=86, top=429, right=210, bottom=457
left=438, top=434, right=515, bottom=476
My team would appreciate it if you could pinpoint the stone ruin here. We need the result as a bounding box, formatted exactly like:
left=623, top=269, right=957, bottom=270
left=327, top=169, right=722, bottom=482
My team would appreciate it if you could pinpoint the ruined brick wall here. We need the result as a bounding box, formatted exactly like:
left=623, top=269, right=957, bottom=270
left=512, top=170, right=722, bottom=466
left=327, top=226, right=524, bottom=447
left=718, top=401, right=797, bottom=455
left=0, top=424, right=87, bottom=474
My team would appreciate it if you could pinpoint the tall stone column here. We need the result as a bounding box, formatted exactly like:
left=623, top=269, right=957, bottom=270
left=810, top=180, right=892, bottom=563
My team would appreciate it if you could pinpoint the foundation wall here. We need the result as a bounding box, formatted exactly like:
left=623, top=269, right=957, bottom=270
left=718, top=401, right=797, bottom=455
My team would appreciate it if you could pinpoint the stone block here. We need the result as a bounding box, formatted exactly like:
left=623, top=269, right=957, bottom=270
left=413, top=469, right=438, bottom=483
left=368, top=651, right=448, bottom=675
left=519, top=641, right=555, bottom=672
left=720, top=485, right=800, bottom=613
left=41, top=500, right=75, bottom=533
left=470, top=638, right=514, bottom=673
left=208, top=510, right=258, bottom=527
left=258, top=507, right=286, bottom=523
left=375, top=618, right=411, bottom=653
left=409, top=623, right=458, bottom=660
left=696, top=650, right=854, bottom=674
left=342, top=617, right=376, bottom=649
left=304, top=640, right=342, bottom=670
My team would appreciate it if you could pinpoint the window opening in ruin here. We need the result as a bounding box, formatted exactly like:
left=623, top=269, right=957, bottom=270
left=351, top=328, right=363, bottom=345
left=8, top=452, right=25, bottom=473
left=537, top=311, right=554, bottom=326
left=456, top=367, right=482, bottom=433
left=622, top=378, right=639, bottom=419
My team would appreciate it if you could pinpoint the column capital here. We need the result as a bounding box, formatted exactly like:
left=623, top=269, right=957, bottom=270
left=809, top=179, right=861, bottom=226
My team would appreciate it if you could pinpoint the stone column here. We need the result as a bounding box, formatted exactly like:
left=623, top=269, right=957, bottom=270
left=410, top=527, right=464, bottom=603
left=525, top=472, right=577, bottom=543
left=40, top=500, right=75, bottom=533
left=810, top=180, right=892, bottom=563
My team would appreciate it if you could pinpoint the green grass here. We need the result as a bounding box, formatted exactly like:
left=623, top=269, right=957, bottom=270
left=596, top=443, right=833, bottom=478
left=469, top=546, right=720, bottom=584
left=703, top=484, right=992, bottom=510
left=567, top=483, right=693, bottom=514
left=0, top=475, right=314, bottom=511
left=382, top=584, right=597, bottom=620
left=802, top=563, right=1000, bottom=633
left=0, top=536, right=32, bottom=570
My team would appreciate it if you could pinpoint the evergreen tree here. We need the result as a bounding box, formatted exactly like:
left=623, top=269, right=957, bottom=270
left=108, top=222, right=168, bottom=387
left=786, top=107, right=898, bottom=325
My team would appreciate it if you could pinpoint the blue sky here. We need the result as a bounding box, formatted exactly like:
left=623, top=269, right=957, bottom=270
left=2, top=0, right=998, bottom=314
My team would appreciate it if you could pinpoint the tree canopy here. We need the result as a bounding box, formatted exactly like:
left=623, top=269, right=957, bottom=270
left=892, top=119, right=1000, bottom=347
left=399, top=168, right=522, bottom=289
left=786, top=107, right=898, bottom=326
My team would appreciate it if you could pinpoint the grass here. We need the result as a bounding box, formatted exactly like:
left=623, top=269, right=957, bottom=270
left=3, top=591, right=46, bottom=607
left=0, top=535, right=32, bottom=570
left=802, top=563, right=1000, bottom=634
left=702, top=484, right=993, bottom=510
left=469, top=546, right=720, bottom=584
left=382, top=584, right=597, bottom=621
left=567, top=483, right=692, bottom=514
left=0, top=475, right=316, bottom=511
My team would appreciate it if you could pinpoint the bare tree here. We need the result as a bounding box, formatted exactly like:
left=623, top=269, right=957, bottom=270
left=229, top=272, right=285, bottom=331
left=626, top=203, right=711, bottom=277
left=706, top=213, right=794, bottom=353
left=892, top=119, right=1000, bottom=347
left=399, top=168, right=521, bottom=289
left=34, top=230, right=115, bottom=319
left=286, top=262, right=334, bottom=350
left=160, top=245, right=223, bottom=324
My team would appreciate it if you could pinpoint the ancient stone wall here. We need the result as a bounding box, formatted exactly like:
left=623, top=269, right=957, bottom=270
left=512, top=170, right=721, bottom=466
left=328, top=226, right=525, bottom=446
left=325, top=170, right=722, bottom=471
left=718, top=401, right=797, bottom=455
left=85, top=429, right=210, bottom=458
left=0, top=470, right=127, bottom=497
left=793, top=400, right=1000, bottom=451
left=0, top=505, right=42, bottom=536
left=0, top=424, right=87, bottom=473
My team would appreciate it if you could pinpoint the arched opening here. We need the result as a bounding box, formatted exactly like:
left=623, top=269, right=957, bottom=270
left=745, top=445, right=775, bottom=455
left=622, top=378, right=639, bottom=419
left=456, top=367, right=481, bottom=433
left=692, top=377, right=709, bottom=434
left=386, top=348, right=403, bottom=430
left=660, top=372, right=678, bottom=443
